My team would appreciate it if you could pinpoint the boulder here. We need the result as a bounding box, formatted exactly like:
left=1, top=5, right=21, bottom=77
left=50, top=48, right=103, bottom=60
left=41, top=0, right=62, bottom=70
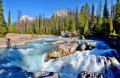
left=89, top=42, right=96, bottom=48
left=79, top=41, right=96, bottom=51
left=85, top=41, right=89, bottom=46
left=61, top=31, right=65, bottom=37
left=80, top=35, right=85, bottom=40
left=45, top=40, right=80, bottom=61
left=72, top=31, right=78, bottom=36
left=61, top=31, right=78, bottom=37
left=77, top=71, right=103, bottom=78
left=45, top=50, right=59, bottom=62
left=29, top=72, right=60, bottom=78
left=79, top=44, right=86, bottom=51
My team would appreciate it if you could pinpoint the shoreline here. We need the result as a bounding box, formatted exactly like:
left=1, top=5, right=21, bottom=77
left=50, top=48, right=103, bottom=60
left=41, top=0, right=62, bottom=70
left=0, top=33, right=55, bottom=48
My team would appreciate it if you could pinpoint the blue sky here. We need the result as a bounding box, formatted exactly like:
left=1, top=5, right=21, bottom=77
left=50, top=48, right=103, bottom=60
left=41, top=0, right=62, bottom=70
left=3, top=0, right=117, bottom=23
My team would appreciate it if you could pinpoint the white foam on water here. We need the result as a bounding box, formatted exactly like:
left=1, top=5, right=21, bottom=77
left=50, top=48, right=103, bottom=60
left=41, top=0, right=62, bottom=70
left=41, top=48, right=120, bottom=78
left=43, top=42, right=48, bottom=44
left=18, top=48, right=33, bottom=55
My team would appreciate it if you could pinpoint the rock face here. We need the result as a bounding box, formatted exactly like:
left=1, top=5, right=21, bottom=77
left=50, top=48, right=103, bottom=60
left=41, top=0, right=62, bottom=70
left=20, top=15, right=35, bottom=22
left=52, top=10, right=71, bottom=19
left=45, top=40, right=80, bottom=62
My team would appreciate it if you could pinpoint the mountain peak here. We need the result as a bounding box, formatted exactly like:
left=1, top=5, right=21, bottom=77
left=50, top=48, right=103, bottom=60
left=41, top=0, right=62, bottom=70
left=52, top=10, right=70, bottom=18
left=20, top=15, right=35, bottom=22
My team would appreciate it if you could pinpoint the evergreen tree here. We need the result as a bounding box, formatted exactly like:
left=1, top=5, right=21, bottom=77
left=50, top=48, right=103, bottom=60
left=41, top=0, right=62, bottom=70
left=90, top=4, right=95, bottom=32
left=7, top=10, right=11, bottom=33
left=66, top=18, right=70, bottom=31
left=70, top=9, right=76, bottom=31
left=35, top=16, right=38, bottom=34
left=0, top=0, right=7, bottom=37
left=115, top=0, right=120, bottom=34
left=84, top=3, right=90, bottom=36
left=110, top=18, right=113, bottom=33
left=95, top=0, right=102, bottom=34
left=39, top=14, right=42, bottom=34
left=102, top=0, right=110, bottom=35
left=75, top=7, right=79, bottom=30
left=103, top=0, right=109, bottom=18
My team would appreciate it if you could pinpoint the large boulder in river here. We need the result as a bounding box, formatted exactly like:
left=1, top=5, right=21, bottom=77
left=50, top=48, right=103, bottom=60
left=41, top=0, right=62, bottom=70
left=45, top=49, right=59, bottom=62
left=45, top=40, right=80, bottom=61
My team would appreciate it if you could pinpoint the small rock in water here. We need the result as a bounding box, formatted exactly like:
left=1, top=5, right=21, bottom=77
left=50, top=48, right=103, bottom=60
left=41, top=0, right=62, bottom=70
left=77, top=71, right=103, bottom=78
left=29, top=72, right=60, bottom=78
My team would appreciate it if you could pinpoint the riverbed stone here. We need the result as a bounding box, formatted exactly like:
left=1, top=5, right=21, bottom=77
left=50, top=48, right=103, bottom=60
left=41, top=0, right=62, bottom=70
left=45, top=40, right=80, bottom=61
left=29, top=72, right=60, bottom=78
left=79, top=44, right=86, bottom=51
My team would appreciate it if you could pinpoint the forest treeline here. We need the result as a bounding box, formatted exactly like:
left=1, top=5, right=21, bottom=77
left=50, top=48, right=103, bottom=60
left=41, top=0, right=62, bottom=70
left=0, top=0, right=120, bottom=37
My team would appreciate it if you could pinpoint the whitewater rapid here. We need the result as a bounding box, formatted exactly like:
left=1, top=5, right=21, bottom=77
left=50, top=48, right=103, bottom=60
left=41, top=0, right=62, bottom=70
left=0, top=37, right=120, bottom=78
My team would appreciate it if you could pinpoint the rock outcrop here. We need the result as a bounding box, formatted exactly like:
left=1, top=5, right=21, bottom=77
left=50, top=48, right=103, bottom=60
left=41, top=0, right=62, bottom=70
left=45, top=40, right=80, bottom=62
left=0, top=33, right=45, bottom=48
left=20, top=15, right=35, bottom=22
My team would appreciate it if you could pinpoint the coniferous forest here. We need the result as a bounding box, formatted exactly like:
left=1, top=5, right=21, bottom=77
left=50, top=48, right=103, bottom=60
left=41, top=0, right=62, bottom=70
left=0, top=0, right=120, bottom=37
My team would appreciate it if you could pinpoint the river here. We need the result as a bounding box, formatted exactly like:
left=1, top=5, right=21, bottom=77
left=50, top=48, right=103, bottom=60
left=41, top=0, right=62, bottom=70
left=0, top=36, right=120, bottom=78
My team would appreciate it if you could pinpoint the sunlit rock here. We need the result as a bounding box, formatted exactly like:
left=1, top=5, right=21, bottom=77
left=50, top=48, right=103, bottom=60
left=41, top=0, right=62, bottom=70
left=29, top=72, right=60, bottom=78
left=45, top=40, right=80, bottom=61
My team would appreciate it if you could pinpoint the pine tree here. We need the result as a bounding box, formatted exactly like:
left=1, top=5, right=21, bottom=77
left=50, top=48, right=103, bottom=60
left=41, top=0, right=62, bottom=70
left=115, top=0, right=120, bottom=34
left=103, top=0, right=109, bottom=18
left=75, top=7, right=79, bottom=30
left=66, top=18, right=70, bottom=31
left=39, top=14, right=42, bottom=34
left=0, top=0, right=7, bottom=37
left=70, top=9, right=76, bottom=31
left=84, top=3, right=90, bottom=36
left=7, top=10, right=11, bottom=33
left=110, top=18, right=113, bottom=33
left=79, top=5, right=85, bottom=35
left=35, top=16, right=38, bottom=34
left=102, top=0, right=110, bottom=35
left=90, top=4, right=95, bottom=32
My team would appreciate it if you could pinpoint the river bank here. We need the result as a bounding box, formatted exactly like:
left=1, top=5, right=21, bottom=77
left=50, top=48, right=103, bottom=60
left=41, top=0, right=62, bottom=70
left=0, top=33, right=55, bottom=48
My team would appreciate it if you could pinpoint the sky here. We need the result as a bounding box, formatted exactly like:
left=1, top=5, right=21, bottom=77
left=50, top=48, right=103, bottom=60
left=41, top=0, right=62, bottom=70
left=3, top=0, right=117, bottom=23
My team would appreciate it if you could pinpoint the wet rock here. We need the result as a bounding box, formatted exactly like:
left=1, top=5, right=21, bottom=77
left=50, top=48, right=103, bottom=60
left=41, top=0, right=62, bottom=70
left=89, top=42, right=96, bottom=48
left=29, top=72, right=60, bottom=78
left=77, top=71, right=95, bottom=78
left=79, top=41, right=96, bottom=51
left=79, top=44, right=86, bottom=51
left=50, top=41, right=65, bottom=45
left=77, top=71, right=103, bottom=78
left=96, top=73, right=103, bottom=78
left=45, top=40, right=80, bottom=61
